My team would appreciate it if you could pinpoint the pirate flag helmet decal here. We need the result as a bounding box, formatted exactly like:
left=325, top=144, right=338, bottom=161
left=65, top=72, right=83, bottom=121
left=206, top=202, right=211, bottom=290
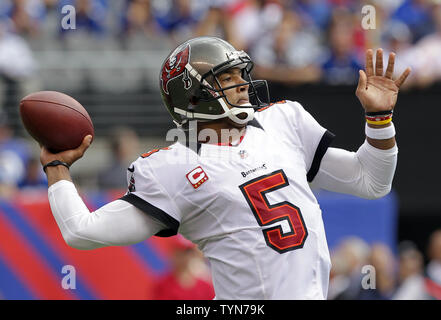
left=161, top=45, right=191, bottom=95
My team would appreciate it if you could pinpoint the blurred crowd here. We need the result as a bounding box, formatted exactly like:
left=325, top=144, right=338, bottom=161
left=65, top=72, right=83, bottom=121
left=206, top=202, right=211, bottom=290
left=0, top=0, right=441, bottom=88
left=328, top=230, right=441, bottom=300
left=0, top=120, right=142, bottom=198
left=152, top=235, right=215, bottom=300
left=158, top=230, right=441, bottom=300
left=0, top=111, right=47, bottom=198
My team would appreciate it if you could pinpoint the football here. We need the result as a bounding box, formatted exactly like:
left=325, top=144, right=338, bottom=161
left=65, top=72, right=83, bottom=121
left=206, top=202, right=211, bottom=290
left=19, top=91, right=94, bottom=153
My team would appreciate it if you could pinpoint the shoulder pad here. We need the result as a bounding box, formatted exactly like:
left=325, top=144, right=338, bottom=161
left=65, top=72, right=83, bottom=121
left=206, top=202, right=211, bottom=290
left=256, top=100, right=287, bottom=112
left=140, top=147, right=171, bottom=158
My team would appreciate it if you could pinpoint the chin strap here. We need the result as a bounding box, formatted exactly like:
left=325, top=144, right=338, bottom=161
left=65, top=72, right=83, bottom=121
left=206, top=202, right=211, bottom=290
left=225, top=103, right=255, bottom=125
left=174, top=101, right=255, bottom=126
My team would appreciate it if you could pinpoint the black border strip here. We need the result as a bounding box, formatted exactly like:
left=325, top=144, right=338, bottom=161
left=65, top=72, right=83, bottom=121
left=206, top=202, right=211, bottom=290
left=307, top=130, right=335, bottom=183
left=120, top=193, right=179, bottom=237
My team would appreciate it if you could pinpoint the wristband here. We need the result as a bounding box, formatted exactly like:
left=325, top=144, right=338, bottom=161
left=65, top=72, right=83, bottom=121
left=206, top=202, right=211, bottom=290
left=365, top=110, right=393, bottom=125
left=366, top=117, right=393, bottom=125
left=365, top=110, right=393, bottom=117
left=365, top=122, right=395, bottom=140
left=43, top=160, right=70, bottom=173
left=365, top=115, right=392, bottom=122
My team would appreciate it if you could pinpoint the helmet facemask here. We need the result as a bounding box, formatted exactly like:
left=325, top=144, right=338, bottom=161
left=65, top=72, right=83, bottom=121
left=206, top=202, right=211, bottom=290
left=195, top=51, right=270, bottom=125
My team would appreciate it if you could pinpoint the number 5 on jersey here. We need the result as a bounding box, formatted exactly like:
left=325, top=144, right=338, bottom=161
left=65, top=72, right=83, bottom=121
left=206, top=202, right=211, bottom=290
left=239, top=169, right=308, bottom=253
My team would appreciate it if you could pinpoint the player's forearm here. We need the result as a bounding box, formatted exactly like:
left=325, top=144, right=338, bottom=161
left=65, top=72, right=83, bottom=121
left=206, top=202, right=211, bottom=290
left=48, top=180, right=101, bottom=249
left=45, top=165, right=73, bottom=187
left=48, top=180, right=164, bottom=250
left=355, top=141, right=398, bottom=199
left=365, top=122, right=396, bottom=150
left=311, top=142, right=397, bottom=199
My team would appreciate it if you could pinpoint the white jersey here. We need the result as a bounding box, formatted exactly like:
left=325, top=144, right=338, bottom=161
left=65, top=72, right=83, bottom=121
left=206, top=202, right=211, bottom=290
left=120, top=100, right=335, bottom=299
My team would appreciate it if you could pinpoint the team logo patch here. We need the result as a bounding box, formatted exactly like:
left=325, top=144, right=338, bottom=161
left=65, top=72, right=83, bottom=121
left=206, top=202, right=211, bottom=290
left=161, top=45, right=190, bottom=94
left=186, top=166, right=209, bottom=189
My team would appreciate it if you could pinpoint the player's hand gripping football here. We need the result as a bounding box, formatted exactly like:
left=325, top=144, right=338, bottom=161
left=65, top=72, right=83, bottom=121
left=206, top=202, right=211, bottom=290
left=356, top=49, right=411, bottom=113
left=40, top=135, right=93, bottom=167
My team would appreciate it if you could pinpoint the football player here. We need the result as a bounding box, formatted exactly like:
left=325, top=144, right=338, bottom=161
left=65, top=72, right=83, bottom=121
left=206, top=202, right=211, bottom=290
left=40, top=37, right=410, bottom=299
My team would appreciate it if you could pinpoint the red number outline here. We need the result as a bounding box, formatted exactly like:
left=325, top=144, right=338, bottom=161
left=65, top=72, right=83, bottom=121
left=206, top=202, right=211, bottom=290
left=239, top=169, right=308, bottom=253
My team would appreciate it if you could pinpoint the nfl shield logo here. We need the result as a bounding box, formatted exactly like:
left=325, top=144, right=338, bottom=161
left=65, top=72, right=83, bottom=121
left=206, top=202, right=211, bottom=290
left=239, top=150, right=248, bottom=159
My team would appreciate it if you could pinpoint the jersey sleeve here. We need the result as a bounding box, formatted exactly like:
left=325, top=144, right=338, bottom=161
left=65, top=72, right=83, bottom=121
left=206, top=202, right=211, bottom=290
left=256, top=100, right=335, bottom=182
left=293, top=101, right=335, bottom=182
left=119, top=158, right=181, bottom=237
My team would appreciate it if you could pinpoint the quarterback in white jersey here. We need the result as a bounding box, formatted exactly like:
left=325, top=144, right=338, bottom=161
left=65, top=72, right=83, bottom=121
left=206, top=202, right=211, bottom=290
left=122, top=100, right=334, bottom=299
left=41, top=37, right=411, bottom=299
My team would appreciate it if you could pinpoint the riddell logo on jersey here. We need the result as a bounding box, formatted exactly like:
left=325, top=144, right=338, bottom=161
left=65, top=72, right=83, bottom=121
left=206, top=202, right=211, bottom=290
left=186, top=166, right=209, bottom=189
